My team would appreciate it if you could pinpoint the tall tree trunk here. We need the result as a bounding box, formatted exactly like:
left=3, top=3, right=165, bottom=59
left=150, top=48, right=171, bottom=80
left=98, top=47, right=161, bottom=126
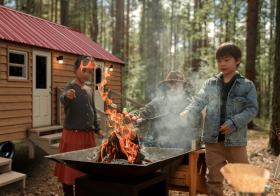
left=51, top=0, right=53, bottom=21
left=60, top=0, right=69, bottom=26
left=146, top=2, right=150, bottom=61
left=187, top=3, right=191, bottom=68
left=233, top=0, right=237, bottom=42
left=83, top=2, right=86, bottom=34
left=170, top=0, right=174, bottom=71
left=269, top=0, right=280, bottom=154
left=219, top=1, right=223, bottom=44
left=212, top=0, right=216, bottom=67
left=39, top=0, right=42, bottom=18
left=100, top=0, right=103, bottom=46
left=125, top=0, right=130, bottom=64
left=27, top=0, right=31, bottom=13
left=73, top=0, right=78, bottom=29
left=267, top=0, right=275, bottom=118
left=112, top=0, right=124, bottom=60
left=225, top=1, right=230, bottom=41
left=91, top=0, right=98, bottom=43
left=192, top=0, right=198, bottom=71
left=55, top=0, right=58, bottom=23
left=256, top=0, right=263, bottom=118
left=110, top=0, right=115, bottom=52
left=246, top=0, right=258, bottom=128
left=204, top=21, right=207, bottom=48
left=198, top=0, right=202, bottom=49
left=174, top=3, right=178, bottom=70
left=16, top=0, right=18, bottom=9
left=139, top=0, right=146, bottom=58
left=183, top=27, right=187, bottom=72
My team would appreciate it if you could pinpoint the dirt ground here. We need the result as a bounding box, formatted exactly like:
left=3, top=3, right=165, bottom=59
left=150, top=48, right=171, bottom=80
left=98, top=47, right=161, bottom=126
left=0, top=129, right=280, bottom=196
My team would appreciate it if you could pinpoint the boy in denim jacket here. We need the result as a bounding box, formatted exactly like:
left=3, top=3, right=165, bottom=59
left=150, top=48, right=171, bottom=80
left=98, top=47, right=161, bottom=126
left=180, top=42, right=258, bottom=196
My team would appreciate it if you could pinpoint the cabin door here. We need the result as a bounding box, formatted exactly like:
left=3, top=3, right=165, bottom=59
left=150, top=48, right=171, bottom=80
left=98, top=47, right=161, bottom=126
left=32, top=50, right=52, bottom=127
left=94, top=61, right=105, bottom=112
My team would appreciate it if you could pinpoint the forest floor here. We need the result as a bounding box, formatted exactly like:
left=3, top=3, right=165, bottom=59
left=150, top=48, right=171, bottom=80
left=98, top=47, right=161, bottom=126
left=0, top=119, right=279, bottom=196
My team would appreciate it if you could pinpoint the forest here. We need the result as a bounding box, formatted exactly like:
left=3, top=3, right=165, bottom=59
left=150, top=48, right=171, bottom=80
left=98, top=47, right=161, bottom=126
left=1, top=0, right=279, bottom=153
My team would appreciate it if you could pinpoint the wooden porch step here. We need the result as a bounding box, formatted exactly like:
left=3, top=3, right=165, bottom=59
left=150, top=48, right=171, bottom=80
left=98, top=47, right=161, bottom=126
left=28, top=125, right=63, bottom=133
left=0, top=157, right=12, bottom=167
left=0, top=157, right=12, bottom=173
left=49, top=143, right=60, bottom=149
left=0, top=171, right=26, bottom=188
left=38, top=133, right=62, bottom=141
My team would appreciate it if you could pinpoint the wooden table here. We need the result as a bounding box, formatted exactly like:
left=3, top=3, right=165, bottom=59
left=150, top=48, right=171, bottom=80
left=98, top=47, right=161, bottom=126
left=169, top=149, right=209, bottom=196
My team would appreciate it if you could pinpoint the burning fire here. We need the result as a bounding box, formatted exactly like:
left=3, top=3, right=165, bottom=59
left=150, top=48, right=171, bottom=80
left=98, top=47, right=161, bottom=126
left=97, top=64, right=142, bottom=164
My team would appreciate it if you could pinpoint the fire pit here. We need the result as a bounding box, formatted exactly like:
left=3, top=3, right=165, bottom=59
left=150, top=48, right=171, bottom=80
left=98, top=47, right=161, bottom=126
left=46, top=145, right=197, bottom=196
left=45, top=146, right=195, bottom=179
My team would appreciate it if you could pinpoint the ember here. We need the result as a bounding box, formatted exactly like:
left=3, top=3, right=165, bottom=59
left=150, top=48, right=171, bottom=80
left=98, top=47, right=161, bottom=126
left=97, top=65, right=143, bottom=164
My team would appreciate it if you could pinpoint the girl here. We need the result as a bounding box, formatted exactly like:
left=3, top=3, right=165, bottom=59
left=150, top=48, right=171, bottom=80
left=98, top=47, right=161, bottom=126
left=53, top=56, right=105, bottom=196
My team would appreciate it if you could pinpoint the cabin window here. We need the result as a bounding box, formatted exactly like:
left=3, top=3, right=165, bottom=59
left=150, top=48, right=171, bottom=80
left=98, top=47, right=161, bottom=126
left=9, top=50, right=28, bottom=80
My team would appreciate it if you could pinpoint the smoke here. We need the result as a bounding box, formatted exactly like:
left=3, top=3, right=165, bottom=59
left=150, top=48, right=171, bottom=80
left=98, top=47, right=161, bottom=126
left=134, top=93, right=203, bottom=151
left=132, top=61, right=221, bottom=151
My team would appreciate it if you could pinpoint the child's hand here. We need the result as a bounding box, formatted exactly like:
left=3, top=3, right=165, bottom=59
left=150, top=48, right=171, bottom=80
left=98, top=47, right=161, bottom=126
left=125, top=114, right=135, bottom=124
left=98, top=130, right=105, bottom=139
left=67, top=89, right=75, bottom=100
left=180, top=111, right=188, bottom=121
left=219, top=124, right=231, bottom=135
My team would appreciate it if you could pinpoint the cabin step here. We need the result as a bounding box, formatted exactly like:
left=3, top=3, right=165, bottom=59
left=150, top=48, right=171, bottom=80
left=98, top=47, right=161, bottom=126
left=0, top=157, right=12, bottom=167
left=0, top=171, right=26, bottom=189
left=38, top=133, right=62, bottom=142
left=0, top=157, right=12, bottom=173
left=49, top=143, right=60, bottom=149
left=28, top=126, right=63, bottom=159
left=28, top=125, right=63, bottom=136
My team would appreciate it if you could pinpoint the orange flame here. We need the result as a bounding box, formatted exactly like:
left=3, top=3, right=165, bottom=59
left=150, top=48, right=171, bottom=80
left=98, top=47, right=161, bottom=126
left=80, top=58, right=99, bottom=71
left=99, top=65, right=141, bottom=163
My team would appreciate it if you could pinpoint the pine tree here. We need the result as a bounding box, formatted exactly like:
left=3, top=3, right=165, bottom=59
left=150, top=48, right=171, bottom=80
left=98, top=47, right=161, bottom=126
left=246, top=0, right=258, bottom=128
left=269, top=0, right=280, bottom=155
left=60, top=0, right=69, bottom=26
left=91, top=0, right=98, bottom=43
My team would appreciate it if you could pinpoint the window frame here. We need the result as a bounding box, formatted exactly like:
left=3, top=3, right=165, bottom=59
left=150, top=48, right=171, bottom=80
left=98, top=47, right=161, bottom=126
left=8, top=49, right=28, bottom=80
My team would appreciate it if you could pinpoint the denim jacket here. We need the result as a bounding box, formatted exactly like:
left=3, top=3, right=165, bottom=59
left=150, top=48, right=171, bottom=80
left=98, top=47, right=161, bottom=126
left=184, top=72, right=258, bottom=146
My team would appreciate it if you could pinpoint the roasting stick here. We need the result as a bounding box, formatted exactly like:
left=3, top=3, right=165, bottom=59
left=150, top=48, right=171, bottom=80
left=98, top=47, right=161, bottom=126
left=143, top=112, right=170, bottom=120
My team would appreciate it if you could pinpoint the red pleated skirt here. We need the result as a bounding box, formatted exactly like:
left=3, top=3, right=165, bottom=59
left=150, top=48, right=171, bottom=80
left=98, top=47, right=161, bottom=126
left=53, top=128, right=96, bottom=185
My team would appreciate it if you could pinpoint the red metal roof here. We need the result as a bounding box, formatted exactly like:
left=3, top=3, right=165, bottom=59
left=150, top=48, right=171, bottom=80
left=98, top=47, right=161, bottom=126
left=0, top=5, right=124, bottom=65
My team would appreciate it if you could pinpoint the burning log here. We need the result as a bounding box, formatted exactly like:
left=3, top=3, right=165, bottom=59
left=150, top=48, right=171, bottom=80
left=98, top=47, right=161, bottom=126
left=97, top=65, right=144, bottom=164
left=100, top=131, right=145, bottom=164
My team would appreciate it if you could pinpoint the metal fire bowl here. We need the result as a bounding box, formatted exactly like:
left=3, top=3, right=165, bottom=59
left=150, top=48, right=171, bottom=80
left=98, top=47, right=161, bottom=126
left=45, top=146, right=195, bottom=179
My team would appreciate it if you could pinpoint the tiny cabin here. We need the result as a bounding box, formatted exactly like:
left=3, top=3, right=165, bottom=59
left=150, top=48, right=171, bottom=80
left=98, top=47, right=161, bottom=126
left=0, top=5, right=124, bottom=158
